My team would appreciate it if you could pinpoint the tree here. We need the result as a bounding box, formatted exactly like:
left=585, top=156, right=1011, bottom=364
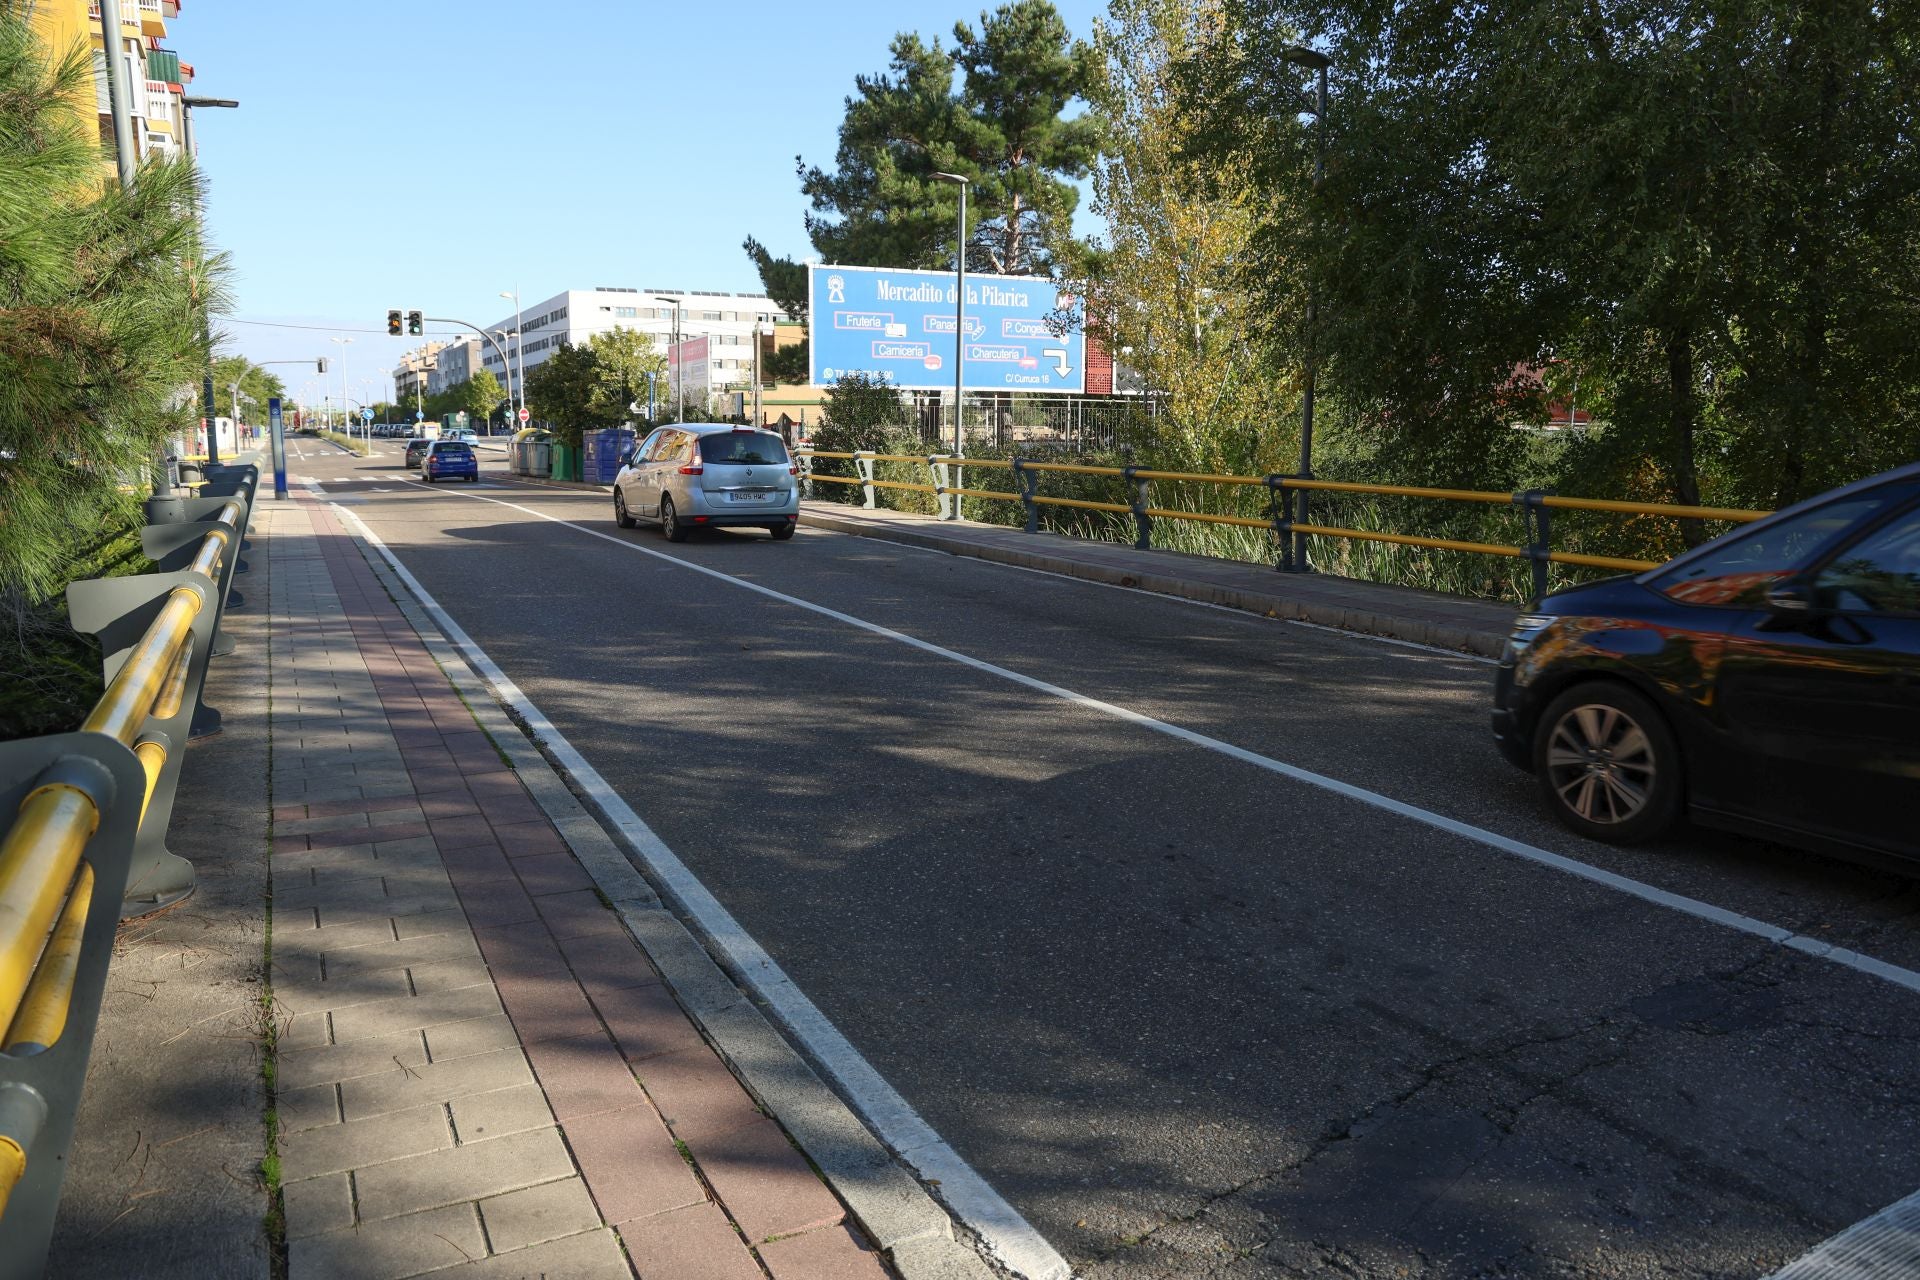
left=522, top=341, right=607, bottom=447
left=1061, top=0, right=1290, bottom=477
left=455, top=370, right=503, bottom=423
left=209, top=355, right=286, bottom=422
left=1197, top=0, right=1920, bottom=531
left=585, top=327, right=667, bottom=424
left=0, top=13, right=223, bottom=602
left=742, top=2, right=1099, bottom=383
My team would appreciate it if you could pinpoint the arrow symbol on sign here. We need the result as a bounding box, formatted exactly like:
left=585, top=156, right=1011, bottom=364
left=1043, top=348, right=1071, bottom=376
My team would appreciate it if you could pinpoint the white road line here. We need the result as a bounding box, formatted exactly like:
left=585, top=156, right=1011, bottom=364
left=329, top=497, right=1072, bottom=1280
left=386, top=482, right=1920, bottom=1000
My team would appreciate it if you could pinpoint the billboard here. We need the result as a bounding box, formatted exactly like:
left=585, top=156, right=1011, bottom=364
left=808, top=264, right=1086, bottom=393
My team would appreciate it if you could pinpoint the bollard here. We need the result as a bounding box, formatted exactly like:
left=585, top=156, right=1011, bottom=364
left=1515, top=489, right=1553, bottom=601
left=1122, top=466, right=1152, bottom=550
left=855, top=452, right=877, bottom=510
left=1266, top=475, right=1297, bottom=571
left=1014, top=458, right=1039, bottom=534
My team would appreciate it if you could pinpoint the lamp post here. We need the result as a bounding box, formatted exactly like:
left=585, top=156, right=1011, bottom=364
left=498, top=290, right=525, bottom=420
left=656, top=296, right=684, bottom=421
left=1280, top=46, right=1330, bottom=571
left=931, top=174, right=970, bottom=476
left=329, top=337, right=354, bottom=436
left=180, top=95, right=238, bottom=466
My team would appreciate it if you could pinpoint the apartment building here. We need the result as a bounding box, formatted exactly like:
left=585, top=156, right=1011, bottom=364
left=30, top=0, right=194, bottom=165
left=478, top=287, right=790, bottom=404
left=426, top=338, right=485, bottom=398
left=391, top=340, right=449, bottom=407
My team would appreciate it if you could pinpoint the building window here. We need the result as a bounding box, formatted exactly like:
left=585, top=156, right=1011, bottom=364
left=613, top=306, right=636, bottom=317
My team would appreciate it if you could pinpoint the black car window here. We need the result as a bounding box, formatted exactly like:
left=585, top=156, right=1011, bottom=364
left=1816, top=507, right=1920, bottom=615
left=1655, top=496, right=1887, bottom=607
left=633, top=429, right=666, bottom=463
left=699, top=433, right=789, bottom=465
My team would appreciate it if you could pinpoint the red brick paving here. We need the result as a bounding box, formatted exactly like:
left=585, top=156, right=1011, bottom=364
left=299, top=497, right=890, bottom=1277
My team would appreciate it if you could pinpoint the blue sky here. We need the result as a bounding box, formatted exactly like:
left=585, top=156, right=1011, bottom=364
left=187, top=0, right=1110, bottom=394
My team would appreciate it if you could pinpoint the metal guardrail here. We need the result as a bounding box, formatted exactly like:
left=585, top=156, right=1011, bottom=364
left=796, top=451, right=1769, bottom=596
left=0, top=463, right=257, bottom=1277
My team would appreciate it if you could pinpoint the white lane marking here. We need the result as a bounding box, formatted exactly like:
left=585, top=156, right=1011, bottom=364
left=1766, top=1184, right=1920, bottom=1278
left=396, top=483, right=1920, bottom=999
left=502, top=477, right=1495, bottom=665
left=328, top=500, right=1071, bottom=1280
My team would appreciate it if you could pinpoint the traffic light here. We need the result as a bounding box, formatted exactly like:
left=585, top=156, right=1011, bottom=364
left=387, top=309, right=402, bottom=337
left=407, top=310, right=424, bottom=337
left=316, top=357, right=328, bottom=374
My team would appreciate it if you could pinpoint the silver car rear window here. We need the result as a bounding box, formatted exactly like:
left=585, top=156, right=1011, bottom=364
left=699, top=433, right=788, bottom=465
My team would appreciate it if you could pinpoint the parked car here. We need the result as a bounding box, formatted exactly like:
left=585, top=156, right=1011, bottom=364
left=444, top=427, right=478, bottom=444
left=1493, top=462, right=1920, bottom=863
left=612, top=424, right=798, bottom=542
left=420, top=439, right=479, bottom=483
left=403, top=437, right=433, bottom=469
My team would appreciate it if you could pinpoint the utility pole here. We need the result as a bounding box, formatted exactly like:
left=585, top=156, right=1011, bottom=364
left=657, top=296, right=684, bottom=422
left=932, top=172, right=970, bottom=517
left=181, top=96, right=238, bottom=466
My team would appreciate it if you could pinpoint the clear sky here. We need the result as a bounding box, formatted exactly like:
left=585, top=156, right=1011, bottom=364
left=186, top=0, right=1110, bottom=399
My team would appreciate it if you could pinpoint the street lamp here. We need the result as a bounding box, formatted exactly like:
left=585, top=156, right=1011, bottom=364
left=329, top=336, right=354, bottom=436
left=180, top=95, right=238, bottom=466
left=931, top=172, right=969, bottom=488
left=499, top=290, right=525, bottom=421
left=655, top=296, right=684, bottom=421
left=1279, top=45, right=1330, bottom=571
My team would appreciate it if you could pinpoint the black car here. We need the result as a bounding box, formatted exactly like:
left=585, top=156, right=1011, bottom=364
left=1493, top=462, right=1920, bottom=862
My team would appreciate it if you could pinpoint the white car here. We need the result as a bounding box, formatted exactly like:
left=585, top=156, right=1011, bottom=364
left=613, top=425, right=798, bottom=541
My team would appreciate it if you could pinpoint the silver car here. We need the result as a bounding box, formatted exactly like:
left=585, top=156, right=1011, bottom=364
left=612, top=425, right=798, bottom=541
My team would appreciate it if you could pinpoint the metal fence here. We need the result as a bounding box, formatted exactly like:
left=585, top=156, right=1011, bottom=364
left=0, top=463, right=257, bottom=1277
left=797, top=451, right=1769, bottom=600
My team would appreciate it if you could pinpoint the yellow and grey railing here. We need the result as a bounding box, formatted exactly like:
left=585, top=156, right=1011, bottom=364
left=0, top=464, right=257, bottom=1275
left=795, top=451, right=1768, bottom=597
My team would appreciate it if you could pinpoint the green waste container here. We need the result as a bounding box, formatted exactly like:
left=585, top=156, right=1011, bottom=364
left=549, top=442, right=578, bottom=482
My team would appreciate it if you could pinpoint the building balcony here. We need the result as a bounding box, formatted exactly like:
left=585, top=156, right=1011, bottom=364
left=86, top=1, right=164, bottom=36
left=144, top=81, right=175, bottom=127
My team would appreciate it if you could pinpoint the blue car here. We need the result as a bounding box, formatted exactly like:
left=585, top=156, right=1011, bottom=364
left=420, top=439, right=479, bottom=483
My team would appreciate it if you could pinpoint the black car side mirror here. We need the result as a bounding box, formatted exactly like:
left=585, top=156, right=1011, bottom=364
left=1764, top=582, right=1816, bottom=613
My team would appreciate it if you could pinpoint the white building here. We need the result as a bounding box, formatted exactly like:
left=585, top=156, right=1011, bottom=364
left=479, top=287, right=790, bottom=405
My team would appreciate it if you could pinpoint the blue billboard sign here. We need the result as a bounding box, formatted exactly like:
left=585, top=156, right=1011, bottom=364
left=808, top=264, right=1085, bottom=393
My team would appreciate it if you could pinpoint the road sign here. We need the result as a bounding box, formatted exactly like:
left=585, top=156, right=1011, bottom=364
left=517, top=408, right=530, bottom=423
left=808, top=264, right=1086, bottom=393
left=415, top=410, right=425, bottom=421
left=361, top=408, right=374, bottom=422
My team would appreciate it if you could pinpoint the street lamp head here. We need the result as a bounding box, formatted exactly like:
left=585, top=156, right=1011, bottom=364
left=931, top=171, right=970, bottom=186
left=181, top=97, right=239, bottom=109
left=1281, top=45, right=1331, bottom=70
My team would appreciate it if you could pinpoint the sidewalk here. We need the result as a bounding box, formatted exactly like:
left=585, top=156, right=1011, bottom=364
left=263, top=494, right=898, bottom=1278
left=800, top=505, right=1519, bottom=657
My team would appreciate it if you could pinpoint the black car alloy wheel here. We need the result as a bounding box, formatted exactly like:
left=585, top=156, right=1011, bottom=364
left=1533, top=682, right=1682, bottom=843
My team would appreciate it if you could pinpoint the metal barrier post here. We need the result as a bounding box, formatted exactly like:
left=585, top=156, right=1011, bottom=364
left=1267, top=475, right=1296, bottom=571
left=1015, top=458, right=1039, bottom=533
left=1516, top=489, right=1552, bottom=601
left=0, top=737, right=144, bottom=1278
left=797, top=451, right=814, bottom=501
left=64, top=570, right=222, bottom=914
left=140, top=490, right=251, bottom=657
left=931, top=457, right=951, bottom=521
left=1123, top=466, right=1152, bottom=550
left=855, top=452, right=877, bottom=510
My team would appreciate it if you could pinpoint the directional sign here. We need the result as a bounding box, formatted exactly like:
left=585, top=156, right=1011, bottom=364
left=808, top=264, right=1085, bottom=393
left=361, top=408, right=374, bottom=422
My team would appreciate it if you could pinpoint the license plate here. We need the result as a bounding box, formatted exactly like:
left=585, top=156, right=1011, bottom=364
left=728, top=490, right=772, bottom=502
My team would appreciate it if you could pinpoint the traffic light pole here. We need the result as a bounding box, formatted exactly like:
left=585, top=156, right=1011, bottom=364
left=423, top=317, right=517, bottom=430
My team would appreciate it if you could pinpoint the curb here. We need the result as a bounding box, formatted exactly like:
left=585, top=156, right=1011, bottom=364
left=799, top=508, right=1510, bottom=659
left=341, top=511, right=1002, bottom=1280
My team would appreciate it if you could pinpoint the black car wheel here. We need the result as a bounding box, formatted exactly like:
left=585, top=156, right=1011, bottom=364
left=661, top=495, right=689, bottom=543
left=615, top=488, right=636, bottom=528
left=1533, top=682, right=1682, bottom=843
left=769, top=522, right=796, bottom=541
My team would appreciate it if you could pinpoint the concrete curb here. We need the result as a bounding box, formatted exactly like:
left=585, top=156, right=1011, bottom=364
left=347, top=521, right=999, bottom=1280
left=800, top=508, right=1511, bottom=659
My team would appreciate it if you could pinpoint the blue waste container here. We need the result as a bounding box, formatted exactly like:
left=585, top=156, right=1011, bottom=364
left=582, top=428, right=637, bottom=484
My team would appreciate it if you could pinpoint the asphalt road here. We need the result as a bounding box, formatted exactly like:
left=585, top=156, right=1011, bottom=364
left=294, top=439, right=1920, bottom=1279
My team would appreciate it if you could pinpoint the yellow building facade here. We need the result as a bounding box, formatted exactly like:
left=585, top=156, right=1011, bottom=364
left=26, top=0, right=192, bottom=166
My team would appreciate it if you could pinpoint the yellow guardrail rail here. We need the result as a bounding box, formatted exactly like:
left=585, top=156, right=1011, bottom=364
left=795, top=449, right=1772, bottom=596
left=0, top=495, right=242, bottom=1228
